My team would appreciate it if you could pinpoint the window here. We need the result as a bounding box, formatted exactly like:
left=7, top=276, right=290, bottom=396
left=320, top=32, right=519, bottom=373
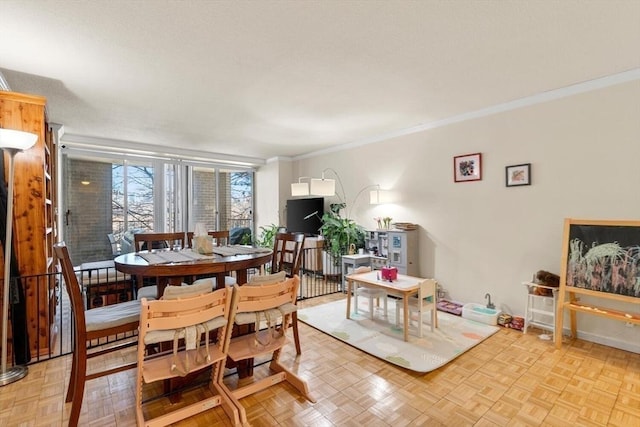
left=61, top=152, right=254, bottom=264
left=112, top=161, right=155, bottom=236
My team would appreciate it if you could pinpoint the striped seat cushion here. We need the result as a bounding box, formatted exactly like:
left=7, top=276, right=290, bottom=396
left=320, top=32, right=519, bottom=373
left=85, top=300, right=140, bottom=332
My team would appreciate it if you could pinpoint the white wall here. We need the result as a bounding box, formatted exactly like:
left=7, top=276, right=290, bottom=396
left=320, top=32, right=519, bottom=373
left=284, top=79, right=640, bottom=352
left=255, top=157, right=292, bottom=233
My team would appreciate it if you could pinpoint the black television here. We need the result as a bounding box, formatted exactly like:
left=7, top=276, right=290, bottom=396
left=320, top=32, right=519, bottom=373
left=286, top=197, right=324, bottom=236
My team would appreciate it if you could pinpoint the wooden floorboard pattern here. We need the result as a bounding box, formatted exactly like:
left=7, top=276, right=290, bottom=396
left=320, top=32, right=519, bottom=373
left=0, top=293, right=638, bottom=426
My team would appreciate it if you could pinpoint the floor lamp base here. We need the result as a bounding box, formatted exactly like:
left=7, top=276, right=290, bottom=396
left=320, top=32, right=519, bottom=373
left=0, top=365, right=28, bottom=386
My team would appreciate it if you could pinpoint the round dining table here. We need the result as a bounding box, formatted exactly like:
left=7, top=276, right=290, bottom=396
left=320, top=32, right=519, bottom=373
left=114, top=246, right=273, bottom=386
left=114, top=246, right=273, bottom=299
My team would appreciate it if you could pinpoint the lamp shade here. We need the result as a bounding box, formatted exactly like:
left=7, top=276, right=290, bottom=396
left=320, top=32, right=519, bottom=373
left=370, top=190, right=380, bottom=204
left=370, top=189, right=391, bottom=204
left=310, top=178, right=335, bottom=196
left=291, top=182, right=310, bottom=197
left=0, top=129, right=38, bottom=150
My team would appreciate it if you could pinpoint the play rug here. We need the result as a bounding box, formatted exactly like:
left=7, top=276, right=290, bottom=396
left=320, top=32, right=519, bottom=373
left=298, top=298, right=500, bottom=373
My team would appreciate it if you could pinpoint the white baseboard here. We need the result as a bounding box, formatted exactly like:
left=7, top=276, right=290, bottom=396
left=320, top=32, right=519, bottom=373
left=567, top=327, right=640, bottom=354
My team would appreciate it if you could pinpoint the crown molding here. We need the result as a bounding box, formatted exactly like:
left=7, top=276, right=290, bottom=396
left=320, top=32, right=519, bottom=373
left=294, top=68, right=640, bottom=161
left=60, top=133, right=265, bottom=168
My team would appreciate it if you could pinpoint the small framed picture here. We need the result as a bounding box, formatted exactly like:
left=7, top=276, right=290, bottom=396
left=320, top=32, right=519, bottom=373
left=505, top=163, right=531, bottom=187
left=453, top=153, right=482, bottom=182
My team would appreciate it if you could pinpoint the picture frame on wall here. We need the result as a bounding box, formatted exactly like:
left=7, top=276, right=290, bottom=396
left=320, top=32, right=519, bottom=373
left=453, top=153, right=482, bottom=182
left=505, top=163, right=531, bottom=187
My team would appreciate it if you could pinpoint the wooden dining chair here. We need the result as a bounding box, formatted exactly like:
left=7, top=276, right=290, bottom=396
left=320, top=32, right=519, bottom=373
left=269, top=232, right=305, bottom=354
left=134, top=231, right=187, bottom=300
left=220, top=276, right=315, bottom=425
left=54, top=242, right=140, bottom=427
left=133, top=231, right=186, bottom=252
left=186, top=230, right=230, bottom=248
left=395, top=278, right=437, bottom=337
left=136, top=284, right=239, bottom=426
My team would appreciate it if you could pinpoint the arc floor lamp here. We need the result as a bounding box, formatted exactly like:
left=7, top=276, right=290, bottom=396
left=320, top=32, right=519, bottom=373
left=0, top=128, right=38, bottom=386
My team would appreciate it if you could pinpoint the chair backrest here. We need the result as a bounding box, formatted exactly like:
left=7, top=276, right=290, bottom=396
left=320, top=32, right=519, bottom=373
left=186, top=230, right=230, bottom=248
left=54, top=242, right=88, bottom=337
left=140, top=286, right=231, bottom=335
left=134, top=232, right=186, bottom=252
left=107, top=233, right=121, bottom=256
left=271, top=232, right=305, bottom=277
left=208, top=230, right=229, bottom=246
left=418, top=279, right=437, bottom=304
left=231, top=275, right=299, bottom=315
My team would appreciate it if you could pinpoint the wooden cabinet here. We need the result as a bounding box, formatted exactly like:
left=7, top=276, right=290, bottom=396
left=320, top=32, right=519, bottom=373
left=0, top=90, right=57, bottom=357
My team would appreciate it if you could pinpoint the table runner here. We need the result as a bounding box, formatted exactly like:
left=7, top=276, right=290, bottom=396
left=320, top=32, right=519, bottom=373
left=137, top=246, right=270, bottom=264
left=211, top=246, right=272, bottom=256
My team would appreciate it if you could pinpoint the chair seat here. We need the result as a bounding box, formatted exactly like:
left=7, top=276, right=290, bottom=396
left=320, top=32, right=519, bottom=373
left=278, top=302, right=297, bottom=315
left=406, top=295, right=434, bottom=306
left=355, top=286, right=387, bottom=319
left=85, top=299, right=140, bottom=332
left=75, top=260, right=131, bottom=285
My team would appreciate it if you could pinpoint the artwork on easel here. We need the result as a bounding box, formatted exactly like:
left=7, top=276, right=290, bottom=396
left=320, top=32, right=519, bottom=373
left=565, top=221, right=640, bottom=298
left=556, top=219, right=640, bottom=349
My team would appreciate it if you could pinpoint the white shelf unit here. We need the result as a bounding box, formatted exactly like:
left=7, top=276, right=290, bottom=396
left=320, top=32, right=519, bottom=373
left=523, top=282, right=558, bottom=340
left=363, top=229, right=418, bottom=276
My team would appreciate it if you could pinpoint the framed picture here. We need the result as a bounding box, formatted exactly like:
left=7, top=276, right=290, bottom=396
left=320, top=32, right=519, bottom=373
left=505, top=163, right=531, bottom=187
left=453, top=153, right=482, bottom=182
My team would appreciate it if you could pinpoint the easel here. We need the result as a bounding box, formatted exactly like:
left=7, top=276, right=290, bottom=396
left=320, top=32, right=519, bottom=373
left=555, top=218, right=640, bottom=349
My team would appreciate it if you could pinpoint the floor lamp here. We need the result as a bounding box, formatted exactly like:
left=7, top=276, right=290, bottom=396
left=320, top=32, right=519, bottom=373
left=0, top=128, right=38, bottom=387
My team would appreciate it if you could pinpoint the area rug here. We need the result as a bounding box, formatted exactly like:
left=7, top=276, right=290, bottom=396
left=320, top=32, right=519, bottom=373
left=298, top=298, right=500, bottom=373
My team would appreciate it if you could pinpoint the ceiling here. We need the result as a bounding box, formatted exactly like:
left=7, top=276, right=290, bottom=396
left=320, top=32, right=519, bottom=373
left=1, top=1, right=639, bottom=164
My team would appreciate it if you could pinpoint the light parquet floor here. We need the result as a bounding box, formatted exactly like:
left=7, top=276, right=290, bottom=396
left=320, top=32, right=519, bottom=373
left=1, top=293, right=638, bottom=426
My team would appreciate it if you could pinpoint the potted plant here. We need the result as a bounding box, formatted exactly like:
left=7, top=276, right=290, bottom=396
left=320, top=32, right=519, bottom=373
left=319, top=203, right=365, bottom=265
left=255, top=223, right=281, bottom=248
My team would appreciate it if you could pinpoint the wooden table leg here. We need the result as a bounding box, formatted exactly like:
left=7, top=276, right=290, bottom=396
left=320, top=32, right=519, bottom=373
left=235, top=269, right=248, bottom=286
left=346, top=279, right=352, bottom=319
left=403, top=294, right=409, bottom=342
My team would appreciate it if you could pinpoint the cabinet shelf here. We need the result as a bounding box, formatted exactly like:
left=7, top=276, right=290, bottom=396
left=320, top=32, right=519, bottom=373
left=0, top=90, right=56, bottom=358
left=523, top=282, right=558, bottom=339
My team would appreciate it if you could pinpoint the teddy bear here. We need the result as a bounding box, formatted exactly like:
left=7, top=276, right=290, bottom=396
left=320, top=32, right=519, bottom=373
left=532, top=270, right=560, bottom=296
